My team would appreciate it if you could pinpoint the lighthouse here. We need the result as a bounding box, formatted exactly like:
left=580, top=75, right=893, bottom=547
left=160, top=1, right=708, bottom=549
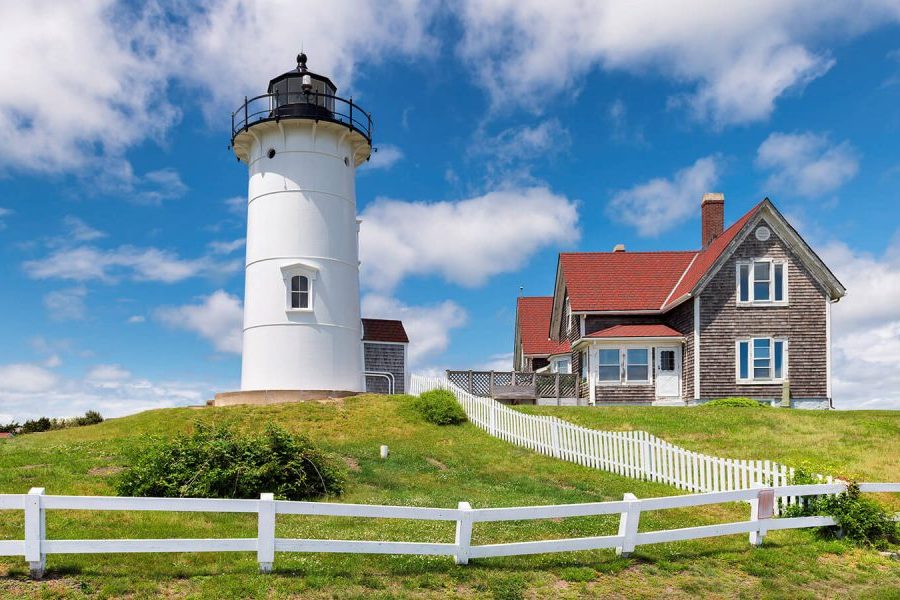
left=228, top=53, right=377, bottom=396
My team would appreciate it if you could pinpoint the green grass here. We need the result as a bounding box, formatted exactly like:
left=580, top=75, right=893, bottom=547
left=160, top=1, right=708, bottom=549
left=0, top=396, right=897, bottom=599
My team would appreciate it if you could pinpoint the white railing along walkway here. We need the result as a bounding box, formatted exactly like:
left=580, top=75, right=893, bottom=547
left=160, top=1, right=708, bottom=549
left=410, top=374, right=830, bottom=511
left=2, top=483, right=897, bottom=577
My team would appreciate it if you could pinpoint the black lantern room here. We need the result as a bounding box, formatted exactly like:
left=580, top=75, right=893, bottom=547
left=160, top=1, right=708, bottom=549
left=232, top=52, right=372, bottom=148
left=267, top=53, right=337, bottom=120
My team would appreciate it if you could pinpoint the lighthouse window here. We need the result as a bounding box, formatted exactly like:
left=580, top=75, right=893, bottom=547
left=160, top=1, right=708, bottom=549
left=290, top=275, right=309, bottom=309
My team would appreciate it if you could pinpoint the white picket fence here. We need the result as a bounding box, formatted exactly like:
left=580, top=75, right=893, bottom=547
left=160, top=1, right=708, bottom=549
left=410, top=374, right=831, bottom=512
left=2, top=482, right=898, bottom=577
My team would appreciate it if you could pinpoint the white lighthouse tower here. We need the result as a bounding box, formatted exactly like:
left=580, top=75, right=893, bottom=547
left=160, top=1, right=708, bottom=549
left=229, top=53, right=371, bottom=394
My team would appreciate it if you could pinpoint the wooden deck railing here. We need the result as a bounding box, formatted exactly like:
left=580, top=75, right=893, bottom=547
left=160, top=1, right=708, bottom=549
left=446, top=370, right=577, bottom=401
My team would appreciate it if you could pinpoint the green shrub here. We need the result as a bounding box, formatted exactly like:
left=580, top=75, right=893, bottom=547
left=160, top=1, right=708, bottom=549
left=75, top=410, right=104, bottom=426
left=782, top=482, right=899, bottom=548
left=702, top=397, right=766, bottom=408
left=413, top=390, right=467, bottom=425
left=116, top=423, right=345, bottom=500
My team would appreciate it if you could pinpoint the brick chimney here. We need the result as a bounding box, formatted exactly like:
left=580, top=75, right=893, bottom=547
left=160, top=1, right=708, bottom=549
left=701, top=193, right=725, bottom=248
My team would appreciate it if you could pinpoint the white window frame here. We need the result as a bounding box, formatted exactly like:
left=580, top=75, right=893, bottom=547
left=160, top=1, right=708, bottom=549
left=281, top=262, right=318, bottom=313
left=736, top=258, right=788, bottom=306
left=596, top=346, right=652, bottom=386
left=735, top=337, right=788, bottom=384
left=550, top=356, right=571, bottom=374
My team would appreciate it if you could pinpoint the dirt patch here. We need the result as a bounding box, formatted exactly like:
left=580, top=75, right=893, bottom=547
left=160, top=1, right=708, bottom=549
left=425, top=457, right=448, bottom=471
left=18, top=464, right=50, bottom=470
left=88, top=466, right=124, bottom=477
left=343, top=457, right=361, bottom=472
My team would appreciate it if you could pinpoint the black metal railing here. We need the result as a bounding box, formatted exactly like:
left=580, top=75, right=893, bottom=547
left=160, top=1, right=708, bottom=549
left=231, top=91, right=372, bottom=144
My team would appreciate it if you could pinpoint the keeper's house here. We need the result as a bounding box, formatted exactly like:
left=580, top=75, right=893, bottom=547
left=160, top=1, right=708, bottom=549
left=515, top=194, right=846, bottom=407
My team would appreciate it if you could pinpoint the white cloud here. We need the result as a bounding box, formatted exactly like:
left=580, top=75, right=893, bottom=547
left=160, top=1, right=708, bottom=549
left=207, top=238, right=246, bottom=255
left=24, top=245, right=241, bottom=283
left=361, top=144, right=404, bottom=172
left=456, top=1, right=900, bottom=126
left=180, top=0, right=439, bottom=114
left=756, top=131, right=859, bottom=197
left=62, top=216, right=106, bottom=242
left=43, top=286, right=88, bottom=321
left=117, top=167, right=189, bottom=205
left=224, top=196, right=246, bottom=216
left=362, top=294, right=467, bottom=366
left=155, top=290, right=243, bottom=354
left=0, top=207, right=12, bottom=230
left=86, top=364, right=132, bottom=383
left=607, top=155, right=722, bottom=237
left=479, top=352, right=515, bottom=371
left=0, top=368, right=220, bottom=422
left=470, top=119, right=571, bottom=183
left=127, top=315, right=146, bottom=324
left=823, top=237, right=900, bottom=409
left=0, top=2, right=179, bottom=173
left=359, top=186, right=579, bottom=292
left=0, top=363, right=58, bottom=394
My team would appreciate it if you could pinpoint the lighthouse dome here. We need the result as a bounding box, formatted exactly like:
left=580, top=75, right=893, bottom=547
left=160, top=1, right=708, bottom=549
left=267, top=53, right=338, bottom=120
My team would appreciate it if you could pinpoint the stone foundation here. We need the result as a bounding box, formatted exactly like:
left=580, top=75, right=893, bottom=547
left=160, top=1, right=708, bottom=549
left=212, top=389, right=358, bottom=407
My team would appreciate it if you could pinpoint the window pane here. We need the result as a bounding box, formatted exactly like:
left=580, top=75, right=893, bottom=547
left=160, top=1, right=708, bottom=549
left=598, top=365, right=619, bottom=381
left=753, top=366, right=771, bottom=378
left=739, top=264, right=750, bottom=302
left=558, top=359, right=571, bottom=374
left=659, top=350, right=675, bottom=371
left=627, top=365, right=649, bottom=381
left=298, top=291, right=308, bottom=309
left=753, top=262, right=771, bottom=301
left=599, top=349, right=620, bottom=365
left=774, top=264, right=784, bottom=301
left=774, top=341, right=784, bottom=379
left=753, top=338, right=770, bottom=359
left=626, top=348, right=648, bottom=366
left=739, top=342, right=749, bottom=379
left=291, top=275, right=300, bottom=292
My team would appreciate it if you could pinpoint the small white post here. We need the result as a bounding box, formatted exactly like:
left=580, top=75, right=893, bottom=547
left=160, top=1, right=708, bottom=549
left=550, top=419, right=561, bottom=459
left=380, top=445, right=389, bottom=459
left=749, top=485, right=774, bottom=547
left=616, top=493, right=640, bottom=557
left=25, top=487, right=45, bottom=579
left=489, top=403, right=496, bottom=436
left=257, top=492, right=275, bottom=573
left=454, top=501, right=473, bottom=565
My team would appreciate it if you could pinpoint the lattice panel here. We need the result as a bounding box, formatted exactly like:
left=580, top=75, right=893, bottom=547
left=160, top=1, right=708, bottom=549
left=558, top=374, right=577, bottom=398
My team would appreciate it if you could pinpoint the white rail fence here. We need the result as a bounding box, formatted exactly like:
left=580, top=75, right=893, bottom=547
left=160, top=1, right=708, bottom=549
left=2, top=483, right=897, bottom=578
left=411, top=375, right=830, bottom=511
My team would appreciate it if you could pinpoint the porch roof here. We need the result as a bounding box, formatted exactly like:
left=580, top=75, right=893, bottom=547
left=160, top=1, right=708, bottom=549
left=585, top=324, right=682, bottom=339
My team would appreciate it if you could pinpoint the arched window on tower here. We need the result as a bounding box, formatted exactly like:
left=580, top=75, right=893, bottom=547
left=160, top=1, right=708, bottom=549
left=290, top=275, right=309, bottom=309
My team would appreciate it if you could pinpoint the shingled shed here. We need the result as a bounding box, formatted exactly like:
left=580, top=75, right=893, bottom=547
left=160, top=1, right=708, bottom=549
left=362, top=318, right=409, bottom=395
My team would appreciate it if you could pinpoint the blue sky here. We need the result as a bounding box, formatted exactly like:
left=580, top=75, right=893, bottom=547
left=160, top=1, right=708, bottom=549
left=2, top=1, right=900, bottom=420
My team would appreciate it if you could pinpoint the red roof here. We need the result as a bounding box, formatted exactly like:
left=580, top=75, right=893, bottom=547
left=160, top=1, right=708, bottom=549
left=586, top=324, right=682, bottom=339
left=517, top=296, right=571, bottom=356
left=559, top=201, right=765, bottom=313
left=560, top=251, right=697, bottom=312
left=361, top=318, right=409, bottom=343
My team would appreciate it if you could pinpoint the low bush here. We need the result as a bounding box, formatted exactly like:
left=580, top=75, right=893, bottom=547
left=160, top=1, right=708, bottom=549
left=702, top=397, right=766, bottom=408
left=413, top=390, right=467, bottom=425
left=782, top=482, right=899, bottom=548
left=116, top=423, right=345, bottom=500
left=16, top=411, right=104, bottom=434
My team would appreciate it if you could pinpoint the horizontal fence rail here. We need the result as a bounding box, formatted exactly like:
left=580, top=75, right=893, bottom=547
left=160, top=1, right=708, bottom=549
left=411, top=375, right=835, bottom=510
left=1, top=483, right=897, bottom=577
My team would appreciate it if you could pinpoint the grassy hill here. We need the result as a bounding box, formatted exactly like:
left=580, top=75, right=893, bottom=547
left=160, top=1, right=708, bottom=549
left=0, top=396, right=897, bottom=599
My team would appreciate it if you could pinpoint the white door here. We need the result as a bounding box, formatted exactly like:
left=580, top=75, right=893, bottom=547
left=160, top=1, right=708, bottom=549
left=655, top=347, right=681, bottom=398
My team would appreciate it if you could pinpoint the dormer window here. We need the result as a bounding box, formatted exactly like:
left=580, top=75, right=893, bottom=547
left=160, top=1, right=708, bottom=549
left=290, top=275, right=309, bottom=309
left=737, top=259, right=787, bottom=305
left=281, top=262, right=317, bottom=312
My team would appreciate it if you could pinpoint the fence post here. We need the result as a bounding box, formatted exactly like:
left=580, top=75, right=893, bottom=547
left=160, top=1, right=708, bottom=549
left=489, top=403, right=496, bottom=436
left=550, top=419, right=561, bottom=458
left=25, top=487, right=45, bottom=579
left=616, top=493, right=640, bottom=557
left=257, top=492, right=275, bottom=573
left=454, top=501, right=473, bottom=565
left=749, top=485, right=774, bottom=547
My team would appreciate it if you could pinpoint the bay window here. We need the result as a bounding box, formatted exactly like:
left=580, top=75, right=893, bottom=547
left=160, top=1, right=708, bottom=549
left=737, top=260, right=787, bottom=304
left=737, top=337, right=787, bottom=382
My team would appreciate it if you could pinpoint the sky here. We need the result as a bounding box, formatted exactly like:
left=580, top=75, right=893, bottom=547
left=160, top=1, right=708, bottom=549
left=1, top=0, right=900, bottom=421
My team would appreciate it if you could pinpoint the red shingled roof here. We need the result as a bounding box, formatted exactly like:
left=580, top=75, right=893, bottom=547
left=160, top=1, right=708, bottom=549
left=560, top=201, right=766, bottom=313
left=586, top=324, right=682, bottom=339
left=361, top=318, right=409, bottom=343
left=560, top=251, right=697, bottom=312
left=517, top=296, right=570, bottom=356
